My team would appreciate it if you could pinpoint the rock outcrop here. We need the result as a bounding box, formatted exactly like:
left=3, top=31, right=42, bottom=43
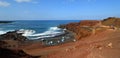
left=0, top=31, right=27, bottom=41
left=0, top=47, right=40, bottom=58
left=102, top=17, right=120, bottom=28
left=59, top=17, right=120, bottom=40
left=59, top=20, right=102, bottom=40
left=0, top=31, right=40, bottom=58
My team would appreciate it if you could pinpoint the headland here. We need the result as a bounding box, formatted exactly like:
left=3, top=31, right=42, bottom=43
left=0, top=17, right=120, bottom=58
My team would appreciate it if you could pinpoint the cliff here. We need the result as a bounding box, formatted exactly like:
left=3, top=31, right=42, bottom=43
left=59, top=20, right=103, bottom=40
left=59, top=17, right=120, bottom=40
left=102, top=17, right=120, bottom=28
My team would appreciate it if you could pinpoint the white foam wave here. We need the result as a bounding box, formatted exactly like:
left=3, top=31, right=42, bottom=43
left=0, top=30, right=14, bottom=35
left=0, top=31, right=7, bottom=35
left=31, top=27, right=62, bottom=36
left=0, top=27, right=64, bottom=40
left=17, top=29, right=36, bottom=36
left=18, top=27, right=64, bottom=39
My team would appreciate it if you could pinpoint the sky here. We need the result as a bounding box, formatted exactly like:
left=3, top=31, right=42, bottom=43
left=0, top=0, right=120, bottom=20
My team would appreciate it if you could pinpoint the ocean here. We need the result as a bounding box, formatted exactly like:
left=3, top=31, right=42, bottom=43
left=0, top=20, right=79, bottom=40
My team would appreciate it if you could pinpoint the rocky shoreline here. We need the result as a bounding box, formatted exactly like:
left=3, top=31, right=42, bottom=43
left=0, top=26, right=75, bottom=58
left=0, top=29, right=75, bottom=47
left=0, top=17, right=120, bottom=58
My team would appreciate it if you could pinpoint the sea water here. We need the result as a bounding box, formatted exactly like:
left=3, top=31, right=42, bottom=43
left=0, top=20, right=79, bottom=40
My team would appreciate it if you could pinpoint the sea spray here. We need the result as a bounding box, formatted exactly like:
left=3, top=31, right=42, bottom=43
left=16, top=27, right=64, bottom=40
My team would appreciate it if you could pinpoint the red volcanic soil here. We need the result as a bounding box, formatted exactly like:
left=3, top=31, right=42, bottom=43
left=23, top=18, right=120, bottom=58
left=1, top=17, right=120, bottom=58
left=58, top=20, right=102, bottom=40
left=24, top=29, right=120, bottom=58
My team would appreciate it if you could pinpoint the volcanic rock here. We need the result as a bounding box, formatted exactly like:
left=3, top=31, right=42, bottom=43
left=0, top=31, right=27, bottom=41
left=102, top=17, right=120, bottom=28
left=0, top=47, right=40, bottom=58
left=58, top=20, right=102, bottom=40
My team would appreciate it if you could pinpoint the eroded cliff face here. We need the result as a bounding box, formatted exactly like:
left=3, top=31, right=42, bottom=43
left=59, top=17, right=120, bottom=40
left=59, top=20, right=103, bottom=40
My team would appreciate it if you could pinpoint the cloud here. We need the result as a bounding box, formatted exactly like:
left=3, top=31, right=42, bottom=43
left=15, top=0, right=32, bottom=3
left=0, top=1, right=10, bottom=7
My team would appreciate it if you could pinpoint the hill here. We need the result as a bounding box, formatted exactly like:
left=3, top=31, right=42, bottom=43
left=102, top=17, right=120, bottom=28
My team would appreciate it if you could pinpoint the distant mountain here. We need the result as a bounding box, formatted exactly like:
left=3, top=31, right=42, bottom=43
left=0, top=21, right=14, bottom=23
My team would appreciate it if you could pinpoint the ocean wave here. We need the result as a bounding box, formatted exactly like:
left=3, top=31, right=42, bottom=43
left=17, top=27, right=64, bottom=39
left=30, top=27, right=62, bottom=36
left=0, top=27, right=64, bottom=40
left=17, top=29, right=36, bottom=36
left=0, top=30, right=15, bottom=35
left=0, top=31, right=7, bottom=35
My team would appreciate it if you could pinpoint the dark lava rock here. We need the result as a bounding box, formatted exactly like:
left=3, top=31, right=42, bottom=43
left=0, top=40, right=8, bottom=48
left=0, top=31, right=28, bottom=48
left=0, top=47, right=40, bottom=58
left=0, top=40, right=7, bottom=45
left=0, top=31, right=27, bottom=41
left=0, top=31, right=40, bottom=58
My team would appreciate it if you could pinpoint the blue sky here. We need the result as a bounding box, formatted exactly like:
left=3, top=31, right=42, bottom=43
left=0, top=0, right=120, bottom=20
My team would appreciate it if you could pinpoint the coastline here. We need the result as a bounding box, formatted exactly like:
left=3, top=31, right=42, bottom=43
left=0, top=17, right=120, bottom=58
